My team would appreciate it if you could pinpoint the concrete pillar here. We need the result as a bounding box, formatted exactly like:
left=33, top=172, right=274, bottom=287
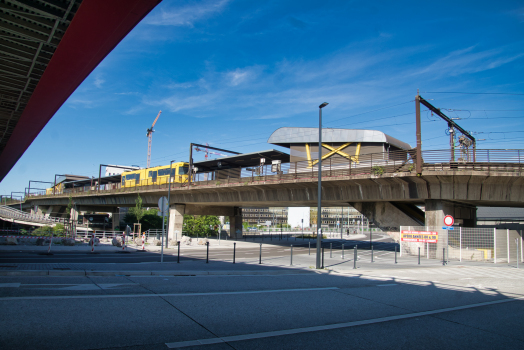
left=46, top=206, right=54, bottom=218
left=31, top=205, right=43, bottom=216
left=168, top=204, right=185, bottom=242
left=111, top=207, right=119, bottom=230
left=351, top=202, right=423, bottom=232
left=425, top=200, right=476, bottom=227
left=229, top=207, right=243, bottom=239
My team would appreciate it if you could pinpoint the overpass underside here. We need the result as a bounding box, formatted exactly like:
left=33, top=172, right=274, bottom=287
left=20, top=170, right=524, bottom=238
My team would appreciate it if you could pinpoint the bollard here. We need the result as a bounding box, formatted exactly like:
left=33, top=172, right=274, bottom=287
left=177, top=242, right=180, bottom=263
left=371, top=244, right=374, bottom=263
left=47, top=231, right=54, bottom=254
left=309, top=241, right=311, bottom=255
left=142, top=233, right=145, bottom=251
left=290, top=245, right=293, bottom=266
left=233, top=242, right=236, bottom=264
left=122, top=232, right=126, bottom=251
left=321, top=247, right=325, bottom=269
left=395, top=245, right=397, bottom=264
left=342, top=243, right=344, bottom=259
left=91, top=233, right=95, bottom=253
left=443, top=248, right=446, bottom=266
left=353, top=245, right=357, bottom=269
left=517, top=239, right=519, bottom=269
left=259, top=243, right=262, bottom=264
left=330, top=243, right=333, bottom=258
left=418, top=247, right=420, bottom=265
left=206, top=242, right=209, bottom=263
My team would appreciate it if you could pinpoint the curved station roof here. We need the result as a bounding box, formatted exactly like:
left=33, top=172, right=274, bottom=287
left=267, top=127, right=412, bottom=150
left=0, top=0, right=162, bottom=182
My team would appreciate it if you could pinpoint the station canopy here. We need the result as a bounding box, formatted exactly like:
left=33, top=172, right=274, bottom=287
left=193, top=150, right=290, bottom=173
left=267, top=127, right=412, bottom=150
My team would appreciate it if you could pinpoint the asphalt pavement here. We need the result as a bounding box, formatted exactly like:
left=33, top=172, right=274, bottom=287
left=1, top=234, right=523, bottom=349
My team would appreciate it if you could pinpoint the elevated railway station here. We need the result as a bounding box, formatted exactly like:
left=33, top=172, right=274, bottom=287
left=5, top=125, right=523, bottom=244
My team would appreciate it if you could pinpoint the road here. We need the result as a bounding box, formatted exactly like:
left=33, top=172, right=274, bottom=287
left=1, top=265, right=523, bottom=349
left=1, top=234, right=522, bottom=349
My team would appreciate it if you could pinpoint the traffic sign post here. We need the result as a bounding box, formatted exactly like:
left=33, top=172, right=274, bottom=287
left=158, top=196, right=168, bottom=263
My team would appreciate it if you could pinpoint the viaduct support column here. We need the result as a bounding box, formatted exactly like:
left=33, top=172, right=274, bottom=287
left=229, top=207, right=243, bottom=239
left=168, top=204, right=185, bottom=242
left=111, top=208, right=120, bottom=231
left=45, top=206, right=54, bottom=218
left=425, top=200, right=477, bottom=259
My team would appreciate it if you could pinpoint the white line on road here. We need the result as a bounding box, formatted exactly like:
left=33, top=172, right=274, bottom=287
left=165, top=296, right=524, bottom=349
left=0, top=286, right=338, bottom=301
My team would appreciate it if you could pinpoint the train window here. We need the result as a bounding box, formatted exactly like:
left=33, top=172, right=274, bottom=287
left=178, top=166, right=189, bottom=175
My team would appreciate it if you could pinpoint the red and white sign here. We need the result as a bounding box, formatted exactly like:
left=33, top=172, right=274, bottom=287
left=444, top=215, right=454, bottom=226
left=401, top=230, right=438, bottom=243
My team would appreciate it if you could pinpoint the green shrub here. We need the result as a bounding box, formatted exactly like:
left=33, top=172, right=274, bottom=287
left=372, top=166, right=384, bottom=175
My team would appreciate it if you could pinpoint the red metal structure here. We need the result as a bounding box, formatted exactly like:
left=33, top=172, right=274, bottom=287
left=0, top=0, right=162, bottom=182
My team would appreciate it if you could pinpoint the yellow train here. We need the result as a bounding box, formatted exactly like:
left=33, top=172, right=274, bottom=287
left=121, top=162, right=190, bottom=188
left=45, top=183, right=64, bottom=195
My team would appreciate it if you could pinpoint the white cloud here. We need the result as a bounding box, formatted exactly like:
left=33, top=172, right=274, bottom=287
left=94, top=76, right=105, bottom=88
left=413, top=45, right=524, bottom=77
left=226, top=68, right=256, bottom=86
left=146, top=0, right=230, bottom=27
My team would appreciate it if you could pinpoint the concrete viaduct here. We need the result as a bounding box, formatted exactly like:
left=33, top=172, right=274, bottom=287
left=17, top=167, right=524, bottom=241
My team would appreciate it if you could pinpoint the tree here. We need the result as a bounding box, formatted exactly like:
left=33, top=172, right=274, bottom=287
left=123, top=208, right=163, bottom=232
left=129, top=194, right=145, bottom=224
left=183, top=215, right=220, bottom=237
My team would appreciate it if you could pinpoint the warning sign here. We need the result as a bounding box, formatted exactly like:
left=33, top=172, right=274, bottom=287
left=401, top=230, right=438, bottom=243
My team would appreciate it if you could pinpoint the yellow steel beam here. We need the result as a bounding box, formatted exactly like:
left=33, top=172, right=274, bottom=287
left=309, top=142, right=352, bottom=167
left=305, top=143, right=312, bottom=167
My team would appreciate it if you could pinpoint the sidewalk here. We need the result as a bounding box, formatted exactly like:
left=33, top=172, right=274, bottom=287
left=1, top=236, right=517, bottom=277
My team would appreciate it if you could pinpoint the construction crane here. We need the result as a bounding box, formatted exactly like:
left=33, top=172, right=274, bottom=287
left=146, top=110, right=161, bottom=168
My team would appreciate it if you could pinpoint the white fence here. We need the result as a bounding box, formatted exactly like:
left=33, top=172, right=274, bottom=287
left=400, top=226, right=523, bottom=263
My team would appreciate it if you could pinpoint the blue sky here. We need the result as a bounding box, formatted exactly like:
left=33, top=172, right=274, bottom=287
left=2, top=0, right=524, bottom=195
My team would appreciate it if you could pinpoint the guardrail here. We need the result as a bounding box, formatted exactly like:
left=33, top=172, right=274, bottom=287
left=17, top=148, right=524, bottom=199
left=0, top=205, right=69, bottom=225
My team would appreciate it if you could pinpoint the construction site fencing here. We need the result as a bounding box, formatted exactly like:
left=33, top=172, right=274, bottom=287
left=400, top=226, right=523, bottom=263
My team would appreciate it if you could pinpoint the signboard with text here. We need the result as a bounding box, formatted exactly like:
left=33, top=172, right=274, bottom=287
left=401, top=230, right=438, bottom=243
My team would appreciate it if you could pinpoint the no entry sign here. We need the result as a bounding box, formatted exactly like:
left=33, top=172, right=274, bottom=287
left=444, top=215, right=454, bottom=226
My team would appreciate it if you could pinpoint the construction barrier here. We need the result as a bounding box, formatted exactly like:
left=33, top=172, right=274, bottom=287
left=90, top=233, right=95, bottom=253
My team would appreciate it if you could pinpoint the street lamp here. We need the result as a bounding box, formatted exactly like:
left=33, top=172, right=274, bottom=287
left=316, top=102, right=328, bottom=269
left=165, top=160, right=175, bottom=248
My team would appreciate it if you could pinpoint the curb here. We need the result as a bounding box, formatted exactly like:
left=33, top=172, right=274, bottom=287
left=0, top=269, right=316, bottom=277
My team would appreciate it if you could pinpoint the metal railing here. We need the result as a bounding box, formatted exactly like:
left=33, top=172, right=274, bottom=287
left=0, top=205, right=69, bottom=225
left=18, top=148, right=524, bottom=199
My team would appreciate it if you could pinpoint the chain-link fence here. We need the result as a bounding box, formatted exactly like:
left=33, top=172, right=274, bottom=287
left=399, top=226, right=523, bottom=263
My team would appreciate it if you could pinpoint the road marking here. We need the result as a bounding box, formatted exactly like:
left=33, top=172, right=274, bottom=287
left=0, top=286, right=338, bottom=301
left=0, top=283, right=21, bottom=288
left=165, top=296, right=524, bottom=348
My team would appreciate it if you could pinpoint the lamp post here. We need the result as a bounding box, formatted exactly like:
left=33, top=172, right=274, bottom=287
left=165, top=160, right=175, bottom=248
left=316, top=102, right=329, bottom=269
